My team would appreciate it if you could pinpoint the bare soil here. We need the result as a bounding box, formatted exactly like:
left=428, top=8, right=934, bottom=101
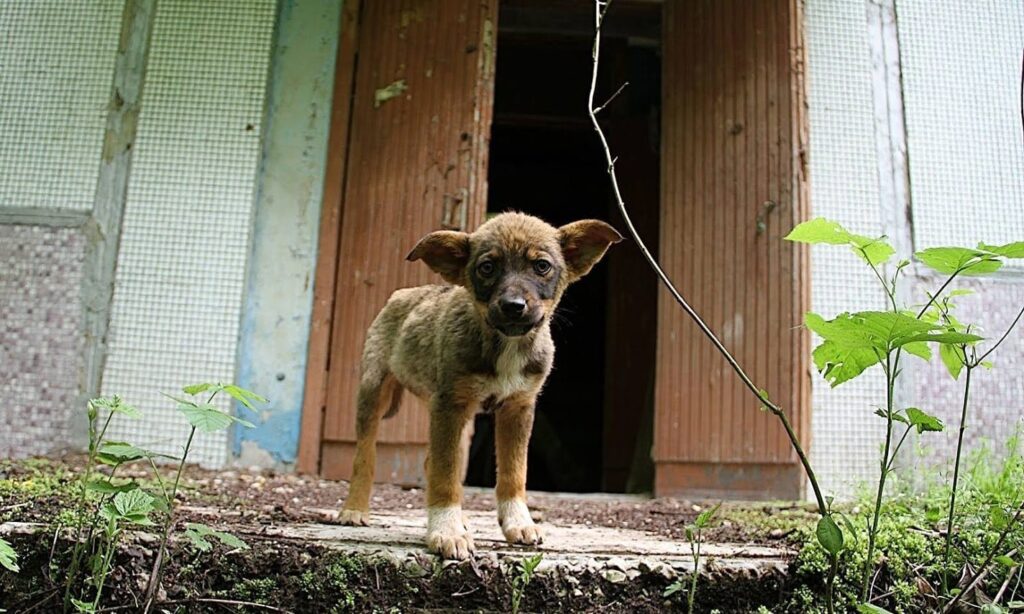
left=0, top=457, right=811, bottom=613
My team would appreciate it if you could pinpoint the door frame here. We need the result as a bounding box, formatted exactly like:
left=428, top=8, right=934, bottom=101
left=296, top=0, right=360, bottom=474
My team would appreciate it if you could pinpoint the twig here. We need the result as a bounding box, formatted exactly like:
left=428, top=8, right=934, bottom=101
left=586, top=0, right=828, bottom=520
left=593, top=81, right=628, bottom=114
left=994, top=563, right=1019, bottom=603
left=98, top=597, right=294, bottom=613
left=978, top=49, right=1024, bottom=363
left=941, top=503, right=1024, bottom=612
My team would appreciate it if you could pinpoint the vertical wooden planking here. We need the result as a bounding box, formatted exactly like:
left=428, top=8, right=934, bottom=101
left=655, top=0, right=810, bottom=498
left=318, top=0, right=497, bottom=481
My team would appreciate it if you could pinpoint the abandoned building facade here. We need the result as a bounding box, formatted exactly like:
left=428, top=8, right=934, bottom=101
left=2, top=0, right=1022, bottom=501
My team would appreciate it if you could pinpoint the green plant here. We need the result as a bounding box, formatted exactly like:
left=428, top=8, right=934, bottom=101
left=141, top=383, right=262, bottom=613
left=50, top=383, right=261, bottom=613
left=785, top=218, right=1024, bottom=610
left=0, top=537, right=19, bottom=573
left=664, top=502, right=722, bottom=614
left=509, top=553, right=542, bottom=614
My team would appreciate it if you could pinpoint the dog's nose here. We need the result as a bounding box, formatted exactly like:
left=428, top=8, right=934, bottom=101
left=499, top=296, right=528, bottom=318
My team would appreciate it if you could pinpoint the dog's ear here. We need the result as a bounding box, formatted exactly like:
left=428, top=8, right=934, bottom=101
left=406, top=230, right=471, bottom=284
left=558, top=220, right=623, bottom=281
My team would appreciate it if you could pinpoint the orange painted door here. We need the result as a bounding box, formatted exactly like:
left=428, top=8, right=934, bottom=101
left=655, top=0, right=811, bottom=499
left=320, top=0, right=496, bottom=483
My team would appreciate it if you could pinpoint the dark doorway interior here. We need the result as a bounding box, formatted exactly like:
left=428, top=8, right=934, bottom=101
left=465, top=3, right=661, bottom=493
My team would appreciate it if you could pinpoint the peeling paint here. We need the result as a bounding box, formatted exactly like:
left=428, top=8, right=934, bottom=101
left=374, top=79, right=408, bottom=108
left=233, top=0, right=342, bottom=467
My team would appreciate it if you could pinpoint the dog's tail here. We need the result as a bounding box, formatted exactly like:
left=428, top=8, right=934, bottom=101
left=381, top=382, right=403, bottom=420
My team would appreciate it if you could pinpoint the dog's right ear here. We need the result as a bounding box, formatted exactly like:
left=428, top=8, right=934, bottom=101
left=406, top=231, right=471, bottom=284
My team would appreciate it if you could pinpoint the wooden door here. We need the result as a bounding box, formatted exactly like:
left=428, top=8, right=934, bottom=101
left=314, top=0, right=497, bottom=482
left=655, top=0, right=811, bottom=499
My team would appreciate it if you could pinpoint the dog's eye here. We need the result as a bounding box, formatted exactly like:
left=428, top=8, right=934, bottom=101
left=533, top=260, right=552, bottom=275
left=477, top=261, right=495, bottom=277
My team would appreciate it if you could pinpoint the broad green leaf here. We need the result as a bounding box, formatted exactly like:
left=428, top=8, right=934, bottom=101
left=183, top=383, right=215, bottom=395
left=904, top=408, right=944, bottom=433
left=902, top=341, right=932, bottom=361
left=990, top=506, right=1010, bottom=530
left=222, top=384, right=268, bottom=410
left=806, top=311, right=960, bottom=386
left=86, top=479, right=138, bottom=495
left=71, top=598, right=96, bottom=613
left=979, top=241, right=1024, bottom=258
left=0, top=537, right=18, bottom=573
left=940, top=343, right=965, bottom=380
left=916, top=247, right=1002, bottom=276
left=89, top=395, right=140, bottom=418
left=695, top=502, right=722, bottom=528
left=995, top=554, right=1019, bottom=567
left=850, top=235, right=896, bottom=266
left=981, top=605, right=1007, bottom=614
left=178, top=403, right=233, bottom=432
left=785, top=218, right=852, bottom=245
left=857, top=604, right=894, bottom=614
left=1007, top=600, right=1024, bottom=609
left=816, top=515, right=844, bottom=555
left=183, top=523, right=249, bottom=551
left=99, top=442, right=149, bottom=462
left=663, top=582, right=685, bottom=598
left=876, top=408, right=910, bottom=424
left=812, top=340, right=882, bottom=387
left=113, top=489, right=155, bottom=519
left=901, top=331, right=983, bottom=346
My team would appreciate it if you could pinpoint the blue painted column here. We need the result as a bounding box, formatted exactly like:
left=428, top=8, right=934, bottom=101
left=234, top=0, right=343, bottom=466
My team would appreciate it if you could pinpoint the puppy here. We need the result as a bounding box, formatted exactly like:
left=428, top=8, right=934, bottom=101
left=338, top=212, right=622, bottom=560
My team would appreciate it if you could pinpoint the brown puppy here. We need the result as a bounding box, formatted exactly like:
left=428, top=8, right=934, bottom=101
left=338, top=212, right=622, bottom=560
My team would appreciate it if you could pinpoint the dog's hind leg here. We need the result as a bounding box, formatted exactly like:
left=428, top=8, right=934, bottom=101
left=339, top=372, right=402, bottom=526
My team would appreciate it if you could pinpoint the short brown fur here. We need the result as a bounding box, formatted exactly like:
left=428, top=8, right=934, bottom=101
left=338, top=212, right=621, bottom=560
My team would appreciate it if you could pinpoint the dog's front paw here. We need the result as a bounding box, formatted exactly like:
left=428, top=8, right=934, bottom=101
left=427, top=506, right=476, bottom=560
left=426, top=530, right=476, bottom=560
left=338, top=509, right=370, bottom=526
left=503, top=522, right=543, bottom=545
left=499, top=499, right=544, bottom=545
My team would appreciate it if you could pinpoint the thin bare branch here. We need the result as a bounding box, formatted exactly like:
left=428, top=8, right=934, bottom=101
left=585, top=0, right=828, bottom=518
left=594, top=81, right=628, bottom=114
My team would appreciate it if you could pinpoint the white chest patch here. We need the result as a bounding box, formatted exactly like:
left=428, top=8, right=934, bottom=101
left=485, top=340, right=532, bottom=400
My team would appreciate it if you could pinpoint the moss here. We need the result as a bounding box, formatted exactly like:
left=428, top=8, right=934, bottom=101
left=786, top=441, right=1024, bottom=613
left=298, top=553, right=365, bottom=611
left=231, top=577, right=277, bottom=603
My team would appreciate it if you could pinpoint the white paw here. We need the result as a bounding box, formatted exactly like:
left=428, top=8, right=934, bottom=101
left=499, top=499, right=544, bottom=545
left=338, top=508, right=370, bottom=526
left=427, top=506, right=476, bottom=560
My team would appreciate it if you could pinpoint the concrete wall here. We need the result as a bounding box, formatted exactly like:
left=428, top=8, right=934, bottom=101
left=233, top=0, right=343, bottom=467
left=805, top=0, right=1024, bottom=497
left=0, top=0, right=341, bottom=469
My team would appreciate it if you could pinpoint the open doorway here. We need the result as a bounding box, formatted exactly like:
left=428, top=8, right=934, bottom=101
left=464, top=2, right=662, bottom=493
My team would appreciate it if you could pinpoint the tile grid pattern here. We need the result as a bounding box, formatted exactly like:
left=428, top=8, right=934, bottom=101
left=805, top=0, right=891, bottom=495
left=0, top=226, right=86, bottom=457
left=100, top=0, right=276, bottom=466
left=0, top=1, right=124, bottom=210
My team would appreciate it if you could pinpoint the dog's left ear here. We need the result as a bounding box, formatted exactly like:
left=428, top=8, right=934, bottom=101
left=406, top=230, right=471, bottom=284
left=558, top=220, right=623, bottom=281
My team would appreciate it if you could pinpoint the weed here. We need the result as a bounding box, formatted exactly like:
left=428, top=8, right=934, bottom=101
left=509, top=553, right=542, bottom=614
left=36, top=382, right=265, bottom=613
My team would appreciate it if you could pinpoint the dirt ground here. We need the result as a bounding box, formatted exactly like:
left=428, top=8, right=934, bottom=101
left=0, top=456, right=815, bottom=546
left=0, top=457, right=813, bottom=613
